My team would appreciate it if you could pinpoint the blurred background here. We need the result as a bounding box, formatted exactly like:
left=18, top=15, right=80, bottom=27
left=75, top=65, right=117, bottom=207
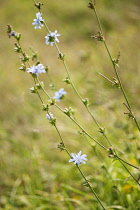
left=1, top=0, right=140, bottom=209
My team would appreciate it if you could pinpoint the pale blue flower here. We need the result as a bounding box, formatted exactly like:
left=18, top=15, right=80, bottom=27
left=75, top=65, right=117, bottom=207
left=53, top=88, right=66, bottom=102
left=10, top=31, right=16, bottom=36
left=32, top=12, right=44, bottom=29
left=46, top=113, right=54, bottom=121
left=69, top=151, right=88, bottom=166
left=27, top=64, right=46, bottom=76
left=45, top=30, right=60, bottom=46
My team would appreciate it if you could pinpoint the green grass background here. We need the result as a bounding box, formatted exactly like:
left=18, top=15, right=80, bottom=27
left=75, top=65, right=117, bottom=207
left=1, top=0, right=140, bottom=209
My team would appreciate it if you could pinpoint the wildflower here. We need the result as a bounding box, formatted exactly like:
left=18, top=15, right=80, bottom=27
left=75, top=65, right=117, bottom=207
left=46, top=113, right=56, bottom=125
left=30, top=87, right=37, bottom=93
left=27, top=64, right=46, bottom=76
left=53, top=88, right=66, bottom=102
left=10, top=31, right=16, bottom=36
left=45, top=30, right=60, bottom=46
left=69, top=151, right=88, bottom=166
left=46, top=113, right=54, bottom=121
left=32, top=12, right=44, bottom=29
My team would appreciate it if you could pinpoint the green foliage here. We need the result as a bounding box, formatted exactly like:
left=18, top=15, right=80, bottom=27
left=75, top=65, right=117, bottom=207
left=1, top=0, right=140, bottom=209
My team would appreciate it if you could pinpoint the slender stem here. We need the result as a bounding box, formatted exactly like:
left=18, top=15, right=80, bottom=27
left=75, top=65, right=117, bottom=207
left=116, top=155, right=140, bottom=170
left=88, top=2, right=140, bottom=185
left=36, top=79, right=140, bottom=172
left=32, top=1, right=140, bottom=184
left=103, top=41, right=131, bottom=109
left=57, top=42, right=113, bottom=148
left=17, top=40, right=30, bottom=68
left=118, top=159, right=140, bottom=186
left=92, top=3, right=104, bottom=35
left=63, top=59, right=103, bottom=129
left=31, top=4, right=117, bottom=156
left=92, top=3, right=140, bottom=131
left=133, top=117, right=140, bottom=131
left=33, top=1, right=140, bottom=182
left=43, top=20, right=51, bottom=34
left=63, top=59, right=102, bottom=128
left=33, top=79, right=106, bottom=208
left=31, top=75, right=106, bottom=208
left=102, top=164, right=129, bottom=206
left=54, top=125, right=65, bottom=147
left=77, top=165, right=106, bottom=210
left=36, top=72, right=140, bottom=186
left=67, top=114, right=108, bottom=150
left=34, top=78, right=44, bottom=103
left=86, top=106, right=100, bottom=128
left=102, top=165, right=116, bottom=186
left=16, top=11, right=140, bottom=182
left=98, top=72, right=114, bottom=84
left=36, top=77, right=50, bottom=98
left=93, top=5, right=131, bottom=109
left=43, top=15, right=112, bottom=147
left=50, top=127, right=106, bottom=209
left=35, top=78, right=107, bottom=150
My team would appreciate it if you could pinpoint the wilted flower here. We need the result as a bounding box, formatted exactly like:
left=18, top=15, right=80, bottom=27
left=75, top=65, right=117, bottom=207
left=45, top=30, right=60, bottom=46
left=32, top=12, right=44, bottom=29
left=30, top=87, right=37, bottom=93
left=69, top=151, right=88, bottom=166
left=53, top=88, right=66, bottom=102
left=46, top=113, right=56, bottom=125
left=27, top=64, right=46, bottom=76
left=10, top=31, right=16, bottom=36
left=46, top=113, right=54, bottom=121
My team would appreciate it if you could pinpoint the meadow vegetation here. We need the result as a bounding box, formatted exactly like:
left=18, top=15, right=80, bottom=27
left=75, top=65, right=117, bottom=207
left=1, top=0, right=140, bottom=209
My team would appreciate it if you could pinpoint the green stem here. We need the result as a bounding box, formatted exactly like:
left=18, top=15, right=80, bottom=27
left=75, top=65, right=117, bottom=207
left=17, top=40, right=30, bottom=68
left=43, top=20, right=51, bottom=34
left=133, top=117, right=140, bottom=131
left=77, top=165, right=106, bottom=210
left=63, top=60, right=102, bottom=128
left=93, top=5, right=130, bottom=109
left=54, top=125, right=65, bottom=147
left=116, top=155, right=140, bottom=170
left=93, top=3, right=104, bottom=35
left=32, top=1, right=140, bottom=184
left=67, top=113, right=108, bottom=150
left=35, top=78, right=107, bottom=150
left=35, top=78, right=140, bottom=186
left=34, top=78, right=44, bottom=104
left=102, top=164, right=129, bottom=207
left=37, top=2, right=111, bottom=148
left=118, top=159, right=140, bottom=186
left=92, top=4, right=140, bottom=131
left=36, top=77, right=140, bottom=173
left=32, top=79, right=106, bottom=208
left=50, top=129, right=105, bottom=209
left=103, top=41, right=131, bottom=109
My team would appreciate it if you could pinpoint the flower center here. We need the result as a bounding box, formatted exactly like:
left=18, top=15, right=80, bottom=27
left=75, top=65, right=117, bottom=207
left=48, top=35, right=55, bottom=42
